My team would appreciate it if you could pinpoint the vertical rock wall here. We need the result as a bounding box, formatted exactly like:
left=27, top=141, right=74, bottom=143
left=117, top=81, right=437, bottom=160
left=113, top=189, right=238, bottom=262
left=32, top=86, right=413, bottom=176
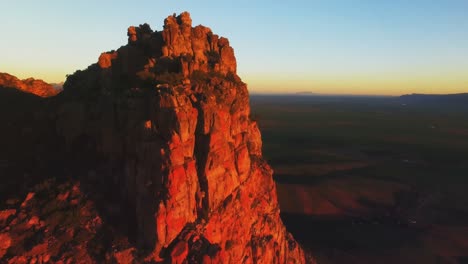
left=56, top=12, right=309, bottom=263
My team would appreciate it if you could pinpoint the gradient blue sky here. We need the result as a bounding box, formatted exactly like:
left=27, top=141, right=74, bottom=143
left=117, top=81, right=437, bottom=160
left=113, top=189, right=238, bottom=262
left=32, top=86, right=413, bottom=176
left=1, top=0, right=468, bottom=95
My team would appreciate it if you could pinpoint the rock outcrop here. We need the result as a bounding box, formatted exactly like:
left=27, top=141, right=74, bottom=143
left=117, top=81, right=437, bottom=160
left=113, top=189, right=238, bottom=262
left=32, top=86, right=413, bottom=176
left=0, top=12, right=311, bottom=263
left=0, top=73, right=60, bottom=97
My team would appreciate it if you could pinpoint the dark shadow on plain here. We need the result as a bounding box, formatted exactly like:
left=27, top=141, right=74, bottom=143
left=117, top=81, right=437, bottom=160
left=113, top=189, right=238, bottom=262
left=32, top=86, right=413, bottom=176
left=281, top=212, right=425, bottom=263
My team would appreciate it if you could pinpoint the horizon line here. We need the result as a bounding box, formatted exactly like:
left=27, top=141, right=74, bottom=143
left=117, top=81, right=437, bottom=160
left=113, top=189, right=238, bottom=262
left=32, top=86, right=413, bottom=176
left=249, top=91, right=468, bottom=97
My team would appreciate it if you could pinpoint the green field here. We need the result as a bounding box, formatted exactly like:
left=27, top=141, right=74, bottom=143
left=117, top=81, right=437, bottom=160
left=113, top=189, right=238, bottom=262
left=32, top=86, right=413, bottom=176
left=251, top=95, right=468, bottom=264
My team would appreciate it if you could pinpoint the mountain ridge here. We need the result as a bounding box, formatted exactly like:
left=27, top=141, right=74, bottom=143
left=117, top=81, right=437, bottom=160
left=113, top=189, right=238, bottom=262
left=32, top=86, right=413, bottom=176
left=0, top=72, right=60, bottom=97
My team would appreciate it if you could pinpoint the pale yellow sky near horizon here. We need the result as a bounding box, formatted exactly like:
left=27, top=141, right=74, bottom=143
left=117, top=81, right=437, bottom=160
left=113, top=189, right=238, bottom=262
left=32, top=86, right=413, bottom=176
left=242, top=71, right=468, bottom=95
left=3, top=68, right=468, bottom=96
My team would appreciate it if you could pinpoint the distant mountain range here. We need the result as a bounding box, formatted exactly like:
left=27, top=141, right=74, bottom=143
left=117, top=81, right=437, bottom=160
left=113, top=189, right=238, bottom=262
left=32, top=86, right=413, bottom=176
left=295, top=91, right=317, bottom=95
left=50, top=82, right=64, bottom=91
left=399, top=93, right=468, bottom=104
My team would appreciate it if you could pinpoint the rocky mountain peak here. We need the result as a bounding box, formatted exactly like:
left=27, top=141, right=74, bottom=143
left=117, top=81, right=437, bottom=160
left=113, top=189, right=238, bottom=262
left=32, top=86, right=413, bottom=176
left=94, top=11, right=236, bottom=92
left=0, top=12, right=311, bottom=264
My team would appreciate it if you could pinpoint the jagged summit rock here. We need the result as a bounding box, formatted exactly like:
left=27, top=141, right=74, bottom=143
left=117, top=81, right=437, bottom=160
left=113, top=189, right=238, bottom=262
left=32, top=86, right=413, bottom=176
left=0, top=12, right=311, bottom=263
left=90, top=11, right=237, bottom=98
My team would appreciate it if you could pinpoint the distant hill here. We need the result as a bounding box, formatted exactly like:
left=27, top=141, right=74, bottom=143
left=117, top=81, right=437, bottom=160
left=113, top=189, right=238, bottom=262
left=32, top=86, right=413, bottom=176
left=399, top=93, right=468, bottom=104
left=295, top=91, right=317, bottom=95
left=0, top=72, right=60, bottom=97
left=50, top=82, right=64, bottom=91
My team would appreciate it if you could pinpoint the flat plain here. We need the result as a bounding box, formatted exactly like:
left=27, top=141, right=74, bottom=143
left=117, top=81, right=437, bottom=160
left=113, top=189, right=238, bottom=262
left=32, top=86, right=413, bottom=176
left=251, top=94, right=468, bottom=264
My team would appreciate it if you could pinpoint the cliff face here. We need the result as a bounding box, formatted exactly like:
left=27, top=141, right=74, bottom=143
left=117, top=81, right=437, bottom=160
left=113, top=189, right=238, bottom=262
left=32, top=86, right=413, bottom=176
left=57, top=12, right=306, bottom=263
left=0, top=12, right=310, bottom=263
left=0, top=73, right=59, bottom=97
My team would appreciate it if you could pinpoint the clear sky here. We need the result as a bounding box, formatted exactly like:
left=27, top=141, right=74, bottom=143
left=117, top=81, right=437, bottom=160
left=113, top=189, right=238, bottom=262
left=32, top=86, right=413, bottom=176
left=1, top=0, right=468, bottom=95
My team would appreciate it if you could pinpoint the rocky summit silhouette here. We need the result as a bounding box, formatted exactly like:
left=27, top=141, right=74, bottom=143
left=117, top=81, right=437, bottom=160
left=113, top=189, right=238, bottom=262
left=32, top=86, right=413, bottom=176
left=0, top=12, right=312, bottom=263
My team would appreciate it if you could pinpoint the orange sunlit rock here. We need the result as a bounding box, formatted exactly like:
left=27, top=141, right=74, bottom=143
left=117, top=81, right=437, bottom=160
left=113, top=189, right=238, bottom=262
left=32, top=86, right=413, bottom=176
left=20, top=192, right=35, bottom=208
left=170, top=240, right=189, bottom=264
left=0, top=210, right=16, bottom=226
left=144, top=120, right=152, bottom=129
left=0, top=233, right=11, bottom=259
left=98, top=51, right=118, bottom=69
left=114, top=248, right=135, bottom=264
left=0, top=72, right=59, bottom=97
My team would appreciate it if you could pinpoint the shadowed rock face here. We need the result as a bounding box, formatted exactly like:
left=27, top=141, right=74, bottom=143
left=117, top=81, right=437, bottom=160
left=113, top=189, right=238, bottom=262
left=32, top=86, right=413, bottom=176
left=0, top=12, right=311, bottom=263
left=0, top=73, right=59, bottom=97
